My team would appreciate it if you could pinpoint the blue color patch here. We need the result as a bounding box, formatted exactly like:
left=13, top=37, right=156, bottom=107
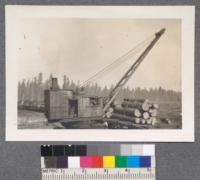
left=127, top=156, right=140, bottom=168
left=140, top=156, right=151, bottom=167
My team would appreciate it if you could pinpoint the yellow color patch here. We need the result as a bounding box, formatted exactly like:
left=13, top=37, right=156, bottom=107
left=103, top=156, right=115, bottom=168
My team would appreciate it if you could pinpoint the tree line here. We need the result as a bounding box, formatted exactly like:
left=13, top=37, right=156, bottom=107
left=18, top=73, right=181, bottom=105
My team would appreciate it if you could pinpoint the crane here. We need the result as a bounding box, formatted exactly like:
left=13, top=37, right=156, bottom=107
left=103, top=28, right=166, bottom=113
left=45, top=28, right=166, bottom=123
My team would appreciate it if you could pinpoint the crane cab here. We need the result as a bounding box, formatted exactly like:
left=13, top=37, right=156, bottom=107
left=44, top=78, right=104, bottom=122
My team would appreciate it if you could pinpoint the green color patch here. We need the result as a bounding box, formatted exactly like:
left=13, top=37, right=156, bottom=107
left=115, top=156, right=127, bottom=168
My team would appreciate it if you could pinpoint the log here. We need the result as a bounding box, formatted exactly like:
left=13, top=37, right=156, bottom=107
left=149, top=109, right=158, bottom=117
left=149, top=108, right=156, bottom=113
left=106, top=118, right=150, bottom=129
left=151, top=117, right=157, bottom=125
left=122, top=101, right=150, bottom=111
left=124, top=98, right=149, bottom=104
left=114, top=107, right=141, bottom=117
left=141, top=119, right=146, bottom=124
left=135, top=118, right=141, bottom=124
left=113, top=100, right=122, bottom=107
left=111, top=112, right=140, bottom=123
left=106, top=111, right=112, bottom=118
left=142, top=112, right=150, bottom=120
left=149, top=103, right=159, bottom=109
left=114, top=104, right=122, bottom=109
left=146, top=119, right=152, bottom=125
left=152, top=103, right=159, bottom=109
left=108, top=107, right=114, bottom=113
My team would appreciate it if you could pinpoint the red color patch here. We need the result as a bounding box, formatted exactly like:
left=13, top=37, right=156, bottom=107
left=91, top=156, right=103, bottom=168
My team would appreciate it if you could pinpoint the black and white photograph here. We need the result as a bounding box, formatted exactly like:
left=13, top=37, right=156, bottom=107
left=6, top=6, right=194, bottom=141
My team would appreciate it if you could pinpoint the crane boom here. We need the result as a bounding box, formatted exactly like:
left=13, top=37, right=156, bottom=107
left=103, top=28, right=166, bottom=113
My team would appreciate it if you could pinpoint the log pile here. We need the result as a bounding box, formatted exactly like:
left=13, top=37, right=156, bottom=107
left=106, top=98, right=159, bottom=126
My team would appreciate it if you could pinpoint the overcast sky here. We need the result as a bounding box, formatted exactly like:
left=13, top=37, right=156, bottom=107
left=16, top=18, right=181, bottom=91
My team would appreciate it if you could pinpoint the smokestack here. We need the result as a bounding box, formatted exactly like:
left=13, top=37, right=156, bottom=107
left=51, top=78, right=59, bottom=90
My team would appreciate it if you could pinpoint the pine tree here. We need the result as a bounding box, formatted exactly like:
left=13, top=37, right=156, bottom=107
left=17, top=73, right=182, bottom=106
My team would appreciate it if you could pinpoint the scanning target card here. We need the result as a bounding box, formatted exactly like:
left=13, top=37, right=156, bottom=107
left=41, top=144, right=156, bottom=180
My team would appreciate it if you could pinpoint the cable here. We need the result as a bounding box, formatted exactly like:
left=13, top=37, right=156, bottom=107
left=81, top=34, right=154, bottom=87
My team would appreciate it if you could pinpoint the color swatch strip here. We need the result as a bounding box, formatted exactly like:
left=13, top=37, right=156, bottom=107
left=41, top=155, right=155, bottom=169
left=41, top=144, right=155, bottom=156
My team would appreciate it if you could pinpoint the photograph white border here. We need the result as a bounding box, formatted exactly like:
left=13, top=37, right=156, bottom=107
left=6, top=6, right=195, bottom=141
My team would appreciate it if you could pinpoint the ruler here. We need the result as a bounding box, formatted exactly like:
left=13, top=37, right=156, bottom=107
left=41, top=168, right=155, bottom=180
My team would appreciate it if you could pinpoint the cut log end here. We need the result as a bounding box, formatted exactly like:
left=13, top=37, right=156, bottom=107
left=141, top=119, right=146, bottom=124
left=142, top=112, right=150, bottom=120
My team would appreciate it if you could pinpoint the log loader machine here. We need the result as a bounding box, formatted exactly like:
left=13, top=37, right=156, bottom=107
left=44, top=28, right=166, bottom=125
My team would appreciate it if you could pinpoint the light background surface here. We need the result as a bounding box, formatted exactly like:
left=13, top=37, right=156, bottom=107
left=0, top=0, right=200, bottom=180
left=5, top=6, right=194, bottom=142
left=16, top=18, right=181, bottom=91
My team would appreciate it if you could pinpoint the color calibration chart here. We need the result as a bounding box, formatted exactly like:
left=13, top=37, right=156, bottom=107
left=41, top=144, right=155, bottom=180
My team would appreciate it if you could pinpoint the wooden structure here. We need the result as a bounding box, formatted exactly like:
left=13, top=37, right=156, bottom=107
left=44, top=78, right=103, bottom=121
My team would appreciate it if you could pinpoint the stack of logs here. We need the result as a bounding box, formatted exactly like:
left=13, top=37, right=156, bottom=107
left=105, top=99, right=159, bottom=126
